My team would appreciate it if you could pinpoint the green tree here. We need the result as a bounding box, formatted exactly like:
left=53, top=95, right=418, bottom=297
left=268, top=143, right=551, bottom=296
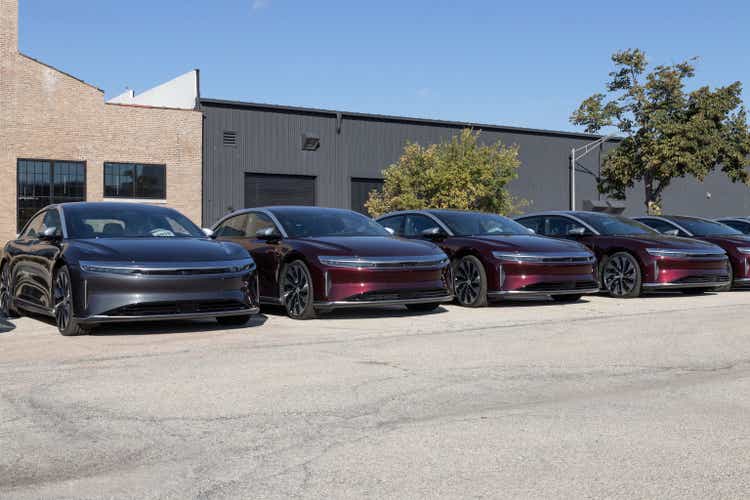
left=571, top=48, right=750, bottom=214
left=365, top=129, right=526, bottom=217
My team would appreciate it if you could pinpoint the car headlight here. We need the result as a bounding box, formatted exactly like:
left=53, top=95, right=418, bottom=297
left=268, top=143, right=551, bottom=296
left=318, top=256, right=379, bottom=268
left=737, top=247, right=750, bottom=255
left=492, top=252, right=545, bottom=263
left=645, top=248, right=691, bottom=258
left=491, top=251, right=595, bottom=263
left=80, top=264, right=139, bottom=275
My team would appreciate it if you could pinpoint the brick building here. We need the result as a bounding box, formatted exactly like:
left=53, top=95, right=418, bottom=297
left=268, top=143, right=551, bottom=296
left=0, top=0, right=203, bottom=242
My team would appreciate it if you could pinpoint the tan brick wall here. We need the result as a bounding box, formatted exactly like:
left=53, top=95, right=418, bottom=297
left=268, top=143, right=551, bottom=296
left=0, top=0, right=202, bottom=242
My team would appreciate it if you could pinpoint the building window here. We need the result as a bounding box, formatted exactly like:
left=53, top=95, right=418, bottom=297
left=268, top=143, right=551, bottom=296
left=17, top=159, right=86, bottom=231
left=351, top=178, right=384, bottom=214
left=104, top=163, right=166, bottom=200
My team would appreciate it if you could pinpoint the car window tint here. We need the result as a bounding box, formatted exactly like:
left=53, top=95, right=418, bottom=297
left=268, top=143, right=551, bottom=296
left=723, top=220, right=750, bottom=234
left=216, top=215, right=248, bottom=238
left=245, top=212, right=276, bottom=237
left=545, top=216, right=587, bottom=237
left=516, top=216, right=544, bottom=235
left=404, top=214, right=437, bottom=237
left=378, top=216, right=404, bottom=235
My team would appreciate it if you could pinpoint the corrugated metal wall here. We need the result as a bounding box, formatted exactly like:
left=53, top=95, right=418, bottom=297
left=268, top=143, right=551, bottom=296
left=201, top=100, right=749, bottom=225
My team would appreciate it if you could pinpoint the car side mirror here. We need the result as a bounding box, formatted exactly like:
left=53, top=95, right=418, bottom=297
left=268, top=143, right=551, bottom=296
left=39, top=226, right=61, bottom=241
left=526, top=227, right=536, bottom=234
left=567, top=226, right=586, bottom=237
left=384, top=227, right=396, bottom=236
left=421, top=226, right=446, bottom=241
left=202, top=228, right=216, bottom=239
left=664, top=229, right=679, bottom=236
left=256, top=227, right=281, bottom=241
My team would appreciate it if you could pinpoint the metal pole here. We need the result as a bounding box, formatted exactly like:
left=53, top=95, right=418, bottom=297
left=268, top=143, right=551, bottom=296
left=569, top=148, right=576, bottom=210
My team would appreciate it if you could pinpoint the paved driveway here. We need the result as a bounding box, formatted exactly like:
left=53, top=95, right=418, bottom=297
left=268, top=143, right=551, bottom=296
left=2, top=292, right=750, bottom=499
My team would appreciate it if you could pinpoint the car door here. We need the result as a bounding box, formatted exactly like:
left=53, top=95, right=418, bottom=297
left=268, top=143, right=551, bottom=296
left=403, top=214, right=442, bottom=240
left=377, top=215, right=405, bottom=236
left=12, top=209, right=63, bottom=311
left=241, top=212, right=285, bottom=300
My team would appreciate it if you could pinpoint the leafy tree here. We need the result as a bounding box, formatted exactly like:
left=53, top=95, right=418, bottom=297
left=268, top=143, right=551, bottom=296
left=571, top=48, right=750, bottom=213
left=365, top=129, right=526, bottom=217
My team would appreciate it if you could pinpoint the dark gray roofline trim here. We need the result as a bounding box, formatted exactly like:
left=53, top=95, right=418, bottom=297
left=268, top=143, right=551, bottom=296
left=199, top=98, right=622, bottom=142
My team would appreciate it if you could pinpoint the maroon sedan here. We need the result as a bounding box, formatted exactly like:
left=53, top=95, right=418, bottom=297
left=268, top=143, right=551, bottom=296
left=515, top=211, right=730, bottom=298
left=212, top=206, right=452, bottom=319
left=377, top=210, right=598, bottom=306
left=635, top=215, right=750, bottom=289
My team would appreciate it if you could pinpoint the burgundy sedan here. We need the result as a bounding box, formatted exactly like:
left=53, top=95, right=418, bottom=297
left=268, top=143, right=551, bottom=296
left=515, top=211, right=730, bottom=297
left=212, top=206, right=452, bottom=319
left=635, top=215, right=750, bottom=289
left=377, top=210, right=598, bottom=306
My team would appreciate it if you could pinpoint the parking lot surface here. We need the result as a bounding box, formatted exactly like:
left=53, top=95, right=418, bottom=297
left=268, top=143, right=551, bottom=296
left=2, top=292, right=750, bottom=499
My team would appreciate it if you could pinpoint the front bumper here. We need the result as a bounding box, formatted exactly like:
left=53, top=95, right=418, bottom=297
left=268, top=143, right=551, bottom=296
left=314, top=292, right=453, bottom=310
left=72, top=260, right=259, bottom=323
left=487, top=257, right=598, bottom=298
left=488, top=286, right=600, bottom=298
left=644, top=254, right=730, bottom=290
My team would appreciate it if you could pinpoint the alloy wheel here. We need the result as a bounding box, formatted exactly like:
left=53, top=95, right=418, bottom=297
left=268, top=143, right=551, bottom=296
left=54, top=270, right=73, bottom=331
left=603, top=254, right=638, bottom=297
left=282, top=262, right=310, bottom=318
left=454, top=257, right=482, bottom=305
left=0, top=265, right=11, bottom=317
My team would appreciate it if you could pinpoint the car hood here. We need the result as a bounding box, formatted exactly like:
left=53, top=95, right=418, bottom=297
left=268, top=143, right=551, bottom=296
left=70, top=238, right=250, bottom=262
left=699, top=235, right=750, bottom=249
left=605, top=233, right=724, bottom=250
left=462, top=235, right=590, bottom=253
left=293, top=236, right=445, bottom=257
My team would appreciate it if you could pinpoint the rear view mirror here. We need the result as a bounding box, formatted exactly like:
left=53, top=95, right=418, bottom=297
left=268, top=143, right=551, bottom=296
left=567, top=227, right=586, bottom=237
left=256, top=227, right=281, bottom=241
left=421, top=227, right=445, bottom=240
left=664, top=229, right=679, bottom=236
left=39, top=226, right=60, bottom=241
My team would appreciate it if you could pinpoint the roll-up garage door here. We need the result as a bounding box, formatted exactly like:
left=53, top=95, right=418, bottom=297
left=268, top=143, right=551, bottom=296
left=244, top=173, right=316, bottom=208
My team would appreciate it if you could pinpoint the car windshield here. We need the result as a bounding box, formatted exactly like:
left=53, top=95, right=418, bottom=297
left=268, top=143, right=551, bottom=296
left=670, top=216, right=742, bottom=237
left=574, top=212, right=656, bottom=236
left=271, top=208, right=391, bottom=238
left=63, top=205, right=205, bottom=239
left=435, top=212, right=530, bottom=236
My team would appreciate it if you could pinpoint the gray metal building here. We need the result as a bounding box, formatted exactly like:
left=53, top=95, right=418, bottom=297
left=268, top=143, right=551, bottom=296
left=200, top=98, right=750, bottom=226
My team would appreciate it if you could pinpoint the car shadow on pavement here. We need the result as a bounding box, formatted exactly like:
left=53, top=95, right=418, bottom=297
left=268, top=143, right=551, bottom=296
left=0, top=316, right=16, bottom=334
left=261, top=304, right=451, bottom=320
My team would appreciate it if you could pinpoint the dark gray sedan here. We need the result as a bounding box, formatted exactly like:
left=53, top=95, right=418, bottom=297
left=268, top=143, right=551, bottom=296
left=0, top=202, right=259, bottom=335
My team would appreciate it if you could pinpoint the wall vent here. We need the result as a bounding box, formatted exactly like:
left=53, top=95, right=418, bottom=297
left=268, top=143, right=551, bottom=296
left=223, top=131, right=237, bottom=147
left=301, top=133, right=320, bottom=151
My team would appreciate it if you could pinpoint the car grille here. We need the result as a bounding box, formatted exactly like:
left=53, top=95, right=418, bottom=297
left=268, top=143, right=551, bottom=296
left=520, top=281, right=598, bottom=292
left=672, top=275, right=729, bottom=285
left=104, top=300, right=248, bottom=317
left=344, top=289, right=449, bottom=302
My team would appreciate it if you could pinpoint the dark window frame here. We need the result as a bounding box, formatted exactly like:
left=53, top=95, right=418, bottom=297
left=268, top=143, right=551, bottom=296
left=16, top=159, right=87, bottom=232
left=103, top=162, right=167, bottom=200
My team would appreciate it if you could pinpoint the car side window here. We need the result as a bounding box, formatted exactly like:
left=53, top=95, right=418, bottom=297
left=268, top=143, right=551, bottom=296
left=404, top=214, right=438, bottom=237
left=216, top=214, right=248, bottom=238
left=517, top=216, right=544, bottom=235
left=639, top=218, right=681, bottom=235
left=378, top=216, right=405, bottom=236
left=545, top=216, right=589, bottom=237
left=245, top=212, right=277, bottom=237
left=21, top=212, right=47, bottom=239
left=723, top=220, right=750, bottom=234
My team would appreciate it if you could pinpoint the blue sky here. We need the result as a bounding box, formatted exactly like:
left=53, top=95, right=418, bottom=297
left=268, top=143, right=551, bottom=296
left=18, top=0, right=750, bottom=133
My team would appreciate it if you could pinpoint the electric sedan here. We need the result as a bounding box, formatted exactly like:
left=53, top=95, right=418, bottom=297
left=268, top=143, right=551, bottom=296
left=515, top=211, right=730, bottom=297
left=0, top=202, right=260, bottom=336
left=212, top=206, right=453, bottom=319
left=376, top=210, right=598, bottom=306
left=635, top=215, right=750, bottom=289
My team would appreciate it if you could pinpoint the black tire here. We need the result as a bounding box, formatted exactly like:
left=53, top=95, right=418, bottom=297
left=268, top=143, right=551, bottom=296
left=405, top=302, right=441, bottom=312
left=0, top=262, right=18, bottom=318
left=280, top=260, right=317, bottom=320
left=551, top=294, right=583, bottom=303
left=216, top=315, right=252, bottom=326
left=53, top=265, right=89, bottom=336
left=452, top=255, right=488, bottom=307
left=601, top=252, right=642, bottom=298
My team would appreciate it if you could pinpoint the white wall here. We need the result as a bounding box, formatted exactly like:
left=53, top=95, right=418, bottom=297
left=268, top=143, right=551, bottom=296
left=108, top=70, right=199, bottom=110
